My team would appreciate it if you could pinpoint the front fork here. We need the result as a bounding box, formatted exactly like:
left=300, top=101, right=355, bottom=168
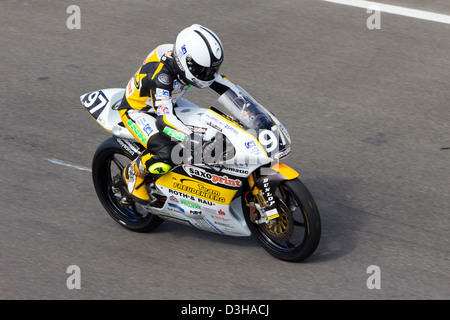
left=246, top=163, right=299, bottom=224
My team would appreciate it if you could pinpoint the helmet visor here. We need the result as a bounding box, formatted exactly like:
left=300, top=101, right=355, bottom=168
left=186, top=55, right=220, bottom=81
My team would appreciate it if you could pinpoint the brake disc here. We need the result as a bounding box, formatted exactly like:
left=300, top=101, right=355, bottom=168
left=260, top=198, right=294, bottom=242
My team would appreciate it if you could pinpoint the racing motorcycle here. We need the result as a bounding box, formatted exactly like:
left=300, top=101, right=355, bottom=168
left=80, top=86, right=321, bottom=262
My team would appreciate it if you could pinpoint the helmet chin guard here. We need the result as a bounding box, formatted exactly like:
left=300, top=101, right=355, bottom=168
left=173, top=24, right=224, bottom=88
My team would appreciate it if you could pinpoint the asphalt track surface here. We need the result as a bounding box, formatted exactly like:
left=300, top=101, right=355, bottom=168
left=1, top=0, right=449, bottom=300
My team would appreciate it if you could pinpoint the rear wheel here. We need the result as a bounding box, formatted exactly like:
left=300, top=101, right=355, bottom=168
left=244, top=178, right=321, bottom=262
left=91, top=138, right=164, bottom=232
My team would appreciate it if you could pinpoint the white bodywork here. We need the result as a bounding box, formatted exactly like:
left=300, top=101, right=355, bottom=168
left=81, top=88, right=290, bottom=236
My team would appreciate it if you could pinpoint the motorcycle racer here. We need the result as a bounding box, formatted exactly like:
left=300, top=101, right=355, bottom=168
left=119, top=24, right=239, bottom=204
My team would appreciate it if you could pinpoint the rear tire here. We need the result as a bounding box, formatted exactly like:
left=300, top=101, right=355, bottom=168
left=91, top=137, right=164, bottom=232
left=244, top=178, right=321, bottom=262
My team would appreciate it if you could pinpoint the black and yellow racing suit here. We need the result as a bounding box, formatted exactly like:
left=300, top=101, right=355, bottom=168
left=119, top=44, right=236, bottom=172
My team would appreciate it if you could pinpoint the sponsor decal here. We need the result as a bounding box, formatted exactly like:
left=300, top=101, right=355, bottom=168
left=115, top=138, right=139, bottom=156
left=224, top=123, right=239, bottom=135
left=173, top=180, right=226, bottom=203
left=126, top=79, right=134, bottom=97
left=244, top=139, right=263, bottom=156
left=265, top=207, right=280, bottom=220
left=198, top=198, right=214, bottom=206
left=205, top=219, right=225, bottom=234
left=169, top=189, right=194, bottom=200
left=211, top=214, right=230, bottom=222
left=218, top=209, right=226, bottom=215
left=136, top=117, right=154, bottom=138
left=244, top=141, right=256, bottom=149
left=180, top=45, right=187, bottom=56
left=193, top=127, right=206, bottom=133
left=161, top=173, right=238, bottom=205
left=189, top=209, right=202, bottom=216
left=210, top=164, right=250, bottom=176
left=277, top=122, right=291, bottom=142
left=273, top=146, right=291, bottom=160
left=157, top=105, right=170, bottom=116
left=219, top=112, right=243, bottom=128
left=126, top=119, right=148, bottom=144
left=212, top=220, right=233, bottom=228
left=262, top=178, right=275, bottom=207
left=169, top=195, right=178, bottom=202
left=168, top=202, right=185, bottom=214
left=141, top=204, right=158, bottom=213
left=169, top=189, right=215, bottom=206
left=183, top=165, right=242, bottom=188
left=163, top=126, right=186, bottom=141
left=207, top=122, right=222, bottom=132
left=180, top=198, right=201, bottom=209
left=143, top=124, right=153, bottom=137
left=174, top=53, right=185, bottom=72
left=155, top=88, right=170, bottom=100
left=203, top=112, right=224, bottom=131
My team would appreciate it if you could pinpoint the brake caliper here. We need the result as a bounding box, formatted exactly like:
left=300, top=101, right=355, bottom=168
left=247, top=199, right=279, bottom=225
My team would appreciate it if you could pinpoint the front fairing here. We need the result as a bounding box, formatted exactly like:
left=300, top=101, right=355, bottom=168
left=215, top=87, right=291, bottom=160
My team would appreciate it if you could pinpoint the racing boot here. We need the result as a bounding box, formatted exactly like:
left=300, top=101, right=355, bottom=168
left=122, top=155, right=150, bottom=204
left=122, top=153, right=172, bottom=204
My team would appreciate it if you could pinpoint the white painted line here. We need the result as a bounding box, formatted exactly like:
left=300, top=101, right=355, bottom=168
left=323, top=0, right=450, bottom=24
left=45, top=158, right=92, bottom=172
left=0, top=146, right=91, bottom=172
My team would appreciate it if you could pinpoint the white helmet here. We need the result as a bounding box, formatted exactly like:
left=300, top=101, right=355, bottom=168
left=173, top=24, right=224, bottom=88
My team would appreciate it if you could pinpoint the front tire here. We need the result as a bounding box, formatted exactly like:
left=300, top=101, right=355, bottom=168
left=244, top=178, right=321, bottom=262
left=91, top=138, right=164, bottom=232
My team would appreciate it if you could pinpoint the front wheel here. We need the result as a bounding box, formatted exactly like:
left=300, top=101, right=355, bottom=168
left=244, top=178, right=321, bottom=262
left=91, top=138, right=164, bottom=232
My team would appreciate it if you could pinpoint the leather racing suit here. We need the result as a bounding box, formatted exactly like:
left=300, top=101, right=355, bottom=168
left=119, top=44, right=237, bottom=179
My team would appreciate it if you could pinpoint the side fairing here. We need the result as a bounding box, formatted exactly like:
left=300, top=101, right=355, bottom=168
left=80, top=88, right=132, bottom=138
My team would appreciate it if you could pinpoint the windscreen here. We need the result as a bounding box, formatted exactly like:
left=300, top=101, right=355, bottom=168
left=217, top=87, right=275, bottom=130
left=215, top=87, right=291, bottom=160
